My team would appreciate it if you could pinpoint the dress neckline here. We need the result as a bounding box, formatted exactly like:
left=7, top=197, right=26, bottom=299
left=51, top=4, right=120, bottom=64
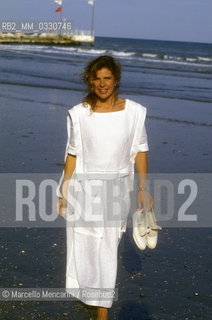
left=90, top=99, right=128, bottom=114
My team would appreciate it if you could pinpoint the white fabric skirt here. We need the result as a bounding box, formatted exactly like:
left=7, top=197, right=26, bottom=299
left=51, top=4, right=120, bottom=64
left=65, top=174, right=131, bottom=308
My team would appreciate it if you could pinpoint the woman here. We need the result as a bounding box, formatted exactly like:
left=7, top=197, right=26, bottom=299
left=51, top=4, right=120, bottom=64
left=57, top=56, right=153, bottom=320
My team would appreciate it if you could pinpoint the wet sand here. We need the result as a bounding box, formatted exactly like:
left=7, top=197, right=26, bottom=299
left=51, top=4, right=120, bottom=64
left=0, top=227, right=211, bottom=319
left=0, top=93, right=211, bottom=319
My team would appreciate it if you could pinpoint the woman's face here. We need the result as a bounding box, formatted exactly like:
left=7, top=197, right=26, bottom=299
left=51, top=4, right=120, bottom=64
left=91, top=68, right=116, bottom=101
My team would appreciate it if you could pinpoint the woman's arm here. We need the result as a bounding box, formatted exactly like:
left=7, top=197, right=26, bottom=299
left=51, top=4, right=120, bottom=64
left=57, top=154, right=76, bottom=216
left=135, top=152, right=153, bottom=211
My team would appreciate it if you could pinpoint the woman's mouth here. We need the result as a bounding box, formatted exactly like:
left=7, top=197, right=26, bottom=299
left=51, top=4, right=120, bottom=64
left=99, top=89, right=107, bottom=94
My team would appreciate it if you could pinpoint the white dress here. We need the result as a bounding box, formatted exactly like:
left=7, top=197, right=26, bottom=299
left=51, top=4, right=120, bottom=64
left=57, top=99, right=148, bottom=308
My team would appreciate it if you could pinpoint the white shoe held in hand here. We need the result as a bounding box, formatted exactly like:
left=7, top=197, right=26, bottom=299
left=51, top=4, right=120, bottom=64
left=146, top=208, right=162, bottom=249
left=132, top=209, right=149, bottom=250
left=132, top=208, right=162, bottom=250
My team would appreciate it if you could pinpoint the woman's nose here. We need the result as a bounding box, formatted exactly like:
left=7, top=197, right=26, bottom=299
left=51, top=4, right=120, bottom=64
left=100, top=79, right=105, bottom=87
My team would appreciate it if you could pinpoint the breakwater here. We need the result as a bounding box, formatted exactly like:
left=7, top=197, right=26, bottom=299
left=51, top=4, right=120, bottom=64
left=0, top=32, right=94, bottom=45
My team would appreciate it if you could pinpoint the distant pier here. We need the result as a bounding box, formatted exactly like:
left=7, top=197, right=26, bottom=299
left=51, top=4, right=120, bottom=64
left=0, top=30, right=94, bottom=46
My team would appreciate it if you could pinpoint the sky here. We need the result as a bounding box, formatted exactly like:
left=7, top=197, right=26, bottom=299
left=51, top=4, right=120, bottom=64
left=0, top=0, right=212, bottom=44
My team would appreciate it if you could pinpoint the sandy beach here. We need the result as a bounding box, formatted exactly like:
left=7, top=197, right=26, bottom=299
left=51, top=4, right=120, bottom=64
left=0, top=91, right=211, bottom=174
left=0, top=91, right=211, bottom=319
left=0, top=227, right=211, bottom=319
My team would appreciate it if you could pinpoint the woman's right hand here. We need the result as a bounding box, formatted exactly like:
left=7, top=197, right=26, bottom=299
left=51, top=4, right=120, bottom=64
left=57, top=198, right=67, bottom=217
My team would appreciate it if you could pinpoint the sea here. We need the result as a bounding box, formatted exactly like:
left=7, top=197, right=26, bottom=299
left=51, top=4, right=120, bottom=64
left=0, top=36, right=211, bottom=103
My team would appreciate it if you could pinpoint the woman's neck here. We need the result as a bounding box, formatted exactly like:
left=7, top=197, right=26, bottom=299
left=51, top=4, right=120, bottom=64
left=95, top=95, right=118, bottom=110
left=92, top=99, right=126, bottom=113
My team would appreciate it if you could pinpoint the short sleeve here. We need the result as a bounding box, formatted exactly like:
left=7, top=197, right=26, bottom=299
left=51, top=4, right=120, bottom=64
left=66, top=114, right=76, bottom=156
left=129, top=104, right=149, bottom=178
left=133, top=106, right=149, bottom=154
left=136, top=123, right=149, bottom=153
left=56, top=113, right=76, bottom=198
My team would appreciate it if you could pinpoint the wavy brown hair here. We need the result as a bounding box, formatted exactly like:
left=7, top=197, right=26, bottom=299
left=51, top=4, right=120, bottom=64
left=81, top=55, right=121, bottom=111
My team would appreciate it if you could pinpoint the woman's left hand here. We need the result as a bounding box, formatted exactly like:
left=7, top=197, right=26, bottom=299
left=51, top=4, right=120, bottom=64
left=137, top=190, right=153, bottom=211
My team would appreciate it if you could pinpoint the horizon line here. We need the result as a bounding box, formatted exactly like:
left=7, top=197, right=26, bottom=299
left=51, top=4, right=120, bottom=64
left=94, top=34, right=212, bottom=46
